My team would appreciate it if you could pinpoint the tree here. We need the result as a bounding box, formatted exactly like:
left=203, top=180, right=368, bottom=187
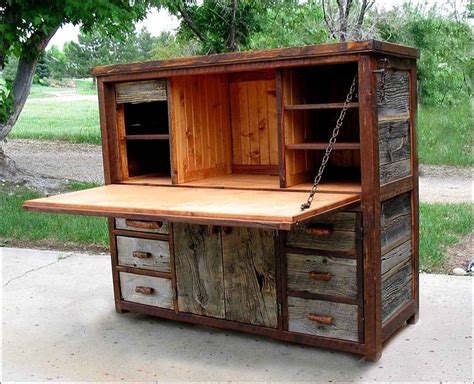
left=321, top=0, right=375, bottom=41
left=163, top=0, right=266, bottom=54
left=0, top=0, right=156, bottom=167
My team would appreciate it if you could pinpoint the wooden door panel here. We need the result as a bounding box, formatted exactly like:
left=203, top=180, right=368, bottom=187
left=222, top=227, right=278, bottom=328
left=174, top=223, right=225, bottom=318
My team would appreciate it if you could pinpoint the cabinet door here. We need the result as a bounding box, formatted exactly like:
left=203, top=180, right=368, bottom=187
left=222, top=227, right=278, bottom=328
left=174, top=224, right=225, bottom=318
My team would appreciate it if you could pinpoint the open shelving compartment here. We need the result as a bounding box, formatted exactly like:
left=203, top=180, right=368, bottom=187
left=281, top=63, right=361, bottom=189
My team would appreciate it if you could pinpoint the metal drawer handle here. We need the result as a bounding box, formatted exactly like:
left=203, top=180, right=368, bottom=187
left=125, top=219, right=163, bottom=230
left=135, top=286, right=154, bottom=295
left=309, top=271, right=332, bottom=282
left=132, top=251, right=152, bottom=259
left=304, top=225, right=333, bottom=236
left=308, top=313, right=333, bottom=325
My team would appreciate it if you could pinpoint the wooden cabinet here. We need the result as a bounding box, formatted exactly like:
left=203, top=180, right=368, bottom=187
left=23, top=40, right=420, bottom=361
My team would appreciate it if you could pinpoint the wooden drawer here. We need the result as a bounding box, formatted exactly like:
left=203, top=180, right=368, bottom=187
left=117, top=236, right=170, bottom=272
left=115, top=218, right=169, bottom=234
left=120, top=272, right=174, bottom=309
left=288, top=296, right=359, bottom=342
left=286, top=212, right=358, bottom=252
left=287, top=253, right=357, bottom=300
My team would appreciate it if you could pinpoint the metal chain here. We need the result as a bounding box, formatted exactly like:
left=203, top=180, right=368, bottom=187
left=300, top=75, right=358, bottom=211
left=377, top=58, right=389, bottom=102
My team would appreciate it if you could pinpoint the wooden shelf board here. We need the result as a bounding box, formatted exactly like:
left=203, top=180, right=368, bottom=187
left=122, top=174, right=361, bottom=194
left=286, top=143, right=360, bottom=150
left=125, top=134, right=169, bottom=140
left=284, top=102, right=359, bottom=111
left=23, top=184, right=360, bottom=230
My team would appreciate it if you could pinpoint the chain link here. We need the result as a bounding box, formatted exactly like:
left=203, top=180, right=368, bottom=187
left=300, top=75, right=358, bottom=211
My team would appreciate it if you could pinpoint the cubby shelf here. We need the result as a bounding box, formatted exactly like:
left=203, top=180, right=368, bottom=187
left=286, top=142, right=360, bottom=150
left=284, top=102, right=359, bottom=111
left=125, top=134, right=170, bottom=140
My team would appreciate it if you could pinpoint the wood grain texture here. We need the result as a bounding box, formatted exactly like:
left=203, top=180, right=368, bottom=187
left=23, top=184, right=360, bottom=229
left=381, top=239, right=411, bottom=275
left=286, top=212, right=358, bottom=252
left=381, top=259, right=412, bottom=322
left=377, top=71, right=410, bottom=120
left=119, top=272, right=174, bottom=309
left=117, top=236, right=170, bottom=272
left=222, top=227, right=278, bottom=328
left=115, top=218, right=169, bottom=234
left=288, top=296, right=359, bottom=341
left=381, top=193, right=412, bottom=254
left=173, top=223, right=225, bottom=318
left=229, top=72, right=278, bottom=169
left=170, top=74, right=232, bottom=183
left=287, top=253, right=357, bottom=299
left=115, top=80, right=167, bottom=103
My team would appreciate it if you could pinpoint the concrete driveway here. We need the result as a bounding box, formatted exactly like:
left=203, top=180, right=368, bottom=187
left=2, top=247, right=472, bottom=382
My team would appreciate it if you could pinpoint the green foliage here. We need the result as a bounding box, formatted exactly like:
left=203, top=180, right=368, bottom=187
left=250, top=0, right=327, bottom=49
left=420, top=203, right=473, bottom=272
left=376, top=3, right=472, bottom=106
left=0, top=183, right=109, bottom=248
left=165, top=0, right=266, bottom=54
left=150, top=31, right=200, bottom=59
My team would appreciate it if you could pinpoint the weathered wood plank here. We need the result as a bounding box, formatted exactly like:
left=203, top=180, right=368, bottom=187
left=120, top=272, right=174, bottom=309
left=174, top=223, right=225, bottom=318
left=288, top=297, right=359, bottom=341
left=115, top=218, right=169, bottom=234
left=377, top=71, right=410, bottom=119
left=286, top=212, right=358, bottom=252
left=382, top=260, right=413, bottom=322
left=381, top=193, right=412, bottom=253
left=381, top=239, right=411, bottom=275
left=115, top=80, right=167, bottom=103
left=380, top=159, right=411, bottom=185
left=287, top=253, right=357, bottom=299
left=117, top=236, right=170, bottom=272
left=222, top=227, right=278, bottom=328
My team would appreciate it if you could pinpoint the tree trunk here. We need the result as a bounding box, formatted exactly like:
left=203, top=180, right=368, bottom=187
left=0, top=57, right=39, bottom=143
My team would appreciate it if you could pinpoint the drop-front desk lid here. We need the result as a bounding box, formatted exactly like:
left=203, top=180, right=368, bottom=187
left=23, top=184, right=360, bottom=230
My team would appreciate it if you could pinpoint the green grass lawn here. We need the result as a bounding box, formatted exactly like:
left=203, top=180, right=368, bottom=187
left=419, top=202, right=473, bottom=272
left=0, top=183, right=108, bottom=249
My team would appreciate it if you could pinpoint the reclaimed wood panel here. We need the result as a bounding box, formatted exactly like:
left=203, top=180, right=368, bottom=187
left=174, top=223, right=225, bottom=318
left=229, top=72, right=278, bottom=169
left=287, top=253, right=357, bottom=299
left=286, top=212, right=358, bottom=252
left=381, top=259, right=413, bottom=322
left=381, top=239, right=411, bottom=276
left=120, top=272, right=174, bottom=309
left=222, top=227, right=278, bottom=328
left=288, top=297, right=359, bottom=341
left=170, top=74, right=232, bottom=183
left=115, top=80, right=167, bottom=103
left=381, top=193, right=412, bottom=254
left=117, top=236, right=170, bottom=272
left=377, top=71, right=410, bottom=120
left=115, top=218, right=169, bottom=234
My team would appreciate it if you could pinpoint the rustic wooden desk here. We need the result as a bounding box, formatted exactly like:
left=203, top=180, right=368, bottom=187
left=24, top=40, right=419, bottom=361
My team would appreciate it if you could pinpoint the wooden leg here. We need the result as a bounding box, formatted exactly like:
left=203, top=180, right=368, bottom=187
left=407, top=311, right=419, bottom=324
left=364, top=348, right=382, bottom=362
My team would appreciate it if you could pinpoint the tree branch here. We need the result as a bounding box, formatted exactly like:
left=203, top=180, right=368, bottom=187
left=177, top=2, right=206, bottom=45
left=226, top=0, right=238, bottom=52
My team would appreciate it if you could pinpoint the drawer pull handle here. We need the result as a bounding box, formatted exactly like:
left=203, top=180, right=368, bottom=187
left=125, top=219, right=163, bottom=230
left=304, top=226, right=333, bottom=236
left=309, top=271, right=332, bottom=281
left=135, top=286, right=154, bottom=295
left=308, top=314, right=333, bottom=325
left=132, top=251, right=152, bottom=259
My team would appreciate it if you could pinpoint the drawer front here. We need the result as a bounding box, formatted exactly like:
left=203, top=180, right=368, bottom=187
left=117, top=236, right=170, bottom=272
left=115, top=79, right=167, bottom=103
left=120, top=272, right=174, bottom=309
left=286, top=212, right=358, bottom=252
left=115, top=218, right=169, bottom=234
left=287, top=253, right=357, bottom=300
left=288, top=296, right=359, bottom=341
